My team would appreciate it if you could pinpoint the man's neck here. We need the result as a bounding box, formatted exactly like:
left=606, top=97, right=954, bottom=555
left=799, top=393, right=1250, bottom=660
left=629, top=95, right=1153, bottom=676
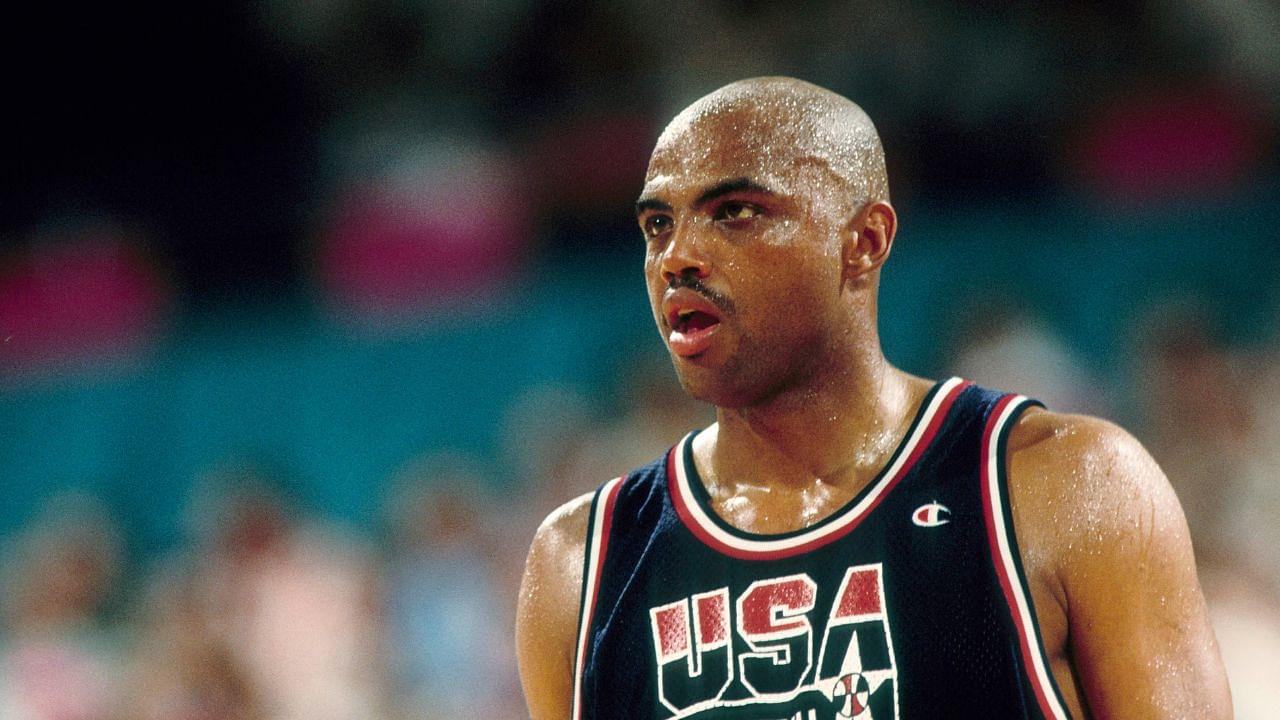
left=697, top=360, right=927, bottom=495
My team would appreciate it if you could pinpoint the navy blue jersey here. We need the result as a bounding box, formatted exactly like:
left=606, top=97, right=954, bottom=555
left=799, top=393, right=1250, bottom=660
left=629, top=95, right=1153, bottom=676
left=571, top=379, right=1074, bottom=720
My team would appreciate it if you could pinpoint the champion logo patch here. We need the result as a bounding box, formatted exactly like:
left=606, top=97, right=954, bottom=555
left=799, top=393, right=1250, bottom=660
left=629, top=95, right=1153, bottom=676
left=912, top=502, right=950, bottom=527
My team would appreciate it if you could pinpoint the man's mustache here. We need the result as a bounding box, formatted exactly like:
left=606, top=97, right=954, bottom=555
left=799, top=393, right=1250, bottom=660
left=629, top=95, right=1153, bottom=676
left=668, top=272, right=736, bottom=315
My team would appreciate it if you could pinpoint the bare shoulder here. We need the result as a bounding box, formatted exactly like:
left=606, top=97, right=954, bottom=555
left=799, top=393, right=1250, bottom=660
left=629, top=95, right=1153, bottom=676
left=1003, top=407, right=1186, bottom=577
left=1006, top=406, right=1154, bottom=477
left=532, top=490, right=596, bottom=568
left=516, top=491, right=595, bottom=720
left=520, top=491, right=595, bottom=634
left=1005, top=408, right=1179, bottom=545
left=1005, top=407, right=1231, bottom=717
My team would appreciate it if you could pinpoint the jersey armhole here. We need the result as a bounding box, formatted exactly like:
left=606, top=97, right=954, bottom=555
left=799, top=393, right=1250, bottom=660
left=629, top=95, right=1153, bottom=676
left=570, top=475, right=626, bottom=720
left=980, top=395, right=1074, bottom=720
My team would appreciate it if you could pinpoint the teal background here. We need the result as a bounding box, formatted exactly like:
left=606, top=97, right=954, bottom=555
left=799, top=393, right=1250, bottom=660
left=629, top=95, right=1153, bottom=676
left=5, top=193, right=1276, bottom=556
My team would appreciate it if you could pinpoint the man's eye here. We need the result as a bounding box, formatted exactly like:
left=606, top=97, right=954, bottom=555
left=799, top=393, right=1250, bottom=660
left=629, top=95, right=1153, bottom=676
left=716, top=202, right=760, bottom=222
left=643, top=215, right=673, bottom=238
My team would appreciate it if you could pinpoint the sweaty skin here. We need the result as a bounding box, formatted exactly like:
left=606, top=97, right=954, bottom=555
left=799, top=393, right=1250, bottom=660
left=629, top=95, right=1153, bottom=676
left=515, top=77, right=1231, bottom=719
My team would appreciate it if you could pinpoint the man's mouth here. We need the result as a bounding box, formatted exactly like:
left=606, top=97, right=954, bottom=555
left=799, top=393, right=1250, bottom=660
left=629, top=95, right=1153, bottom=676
left=671, top=308, right=720, bottom=334
left=663, top=289, right=725, bottom=358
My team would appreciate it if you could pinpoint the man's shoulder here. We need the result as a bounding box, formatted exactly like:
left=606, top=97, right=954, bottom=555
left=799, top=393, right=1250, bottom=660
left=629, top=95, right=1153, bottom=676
left=1006, top=407, right=1158, bottom=493
left=532, top=491, right=596, bottom=560
left=1007, top=406, right=1133, bottom=456
left=1003, top=407, right=1185, bottom=570
left=996, top=408, right=1230, bottom=717
left=533, top=441, right=677, bottom=552
left=517, top=490, right=598, bottom=718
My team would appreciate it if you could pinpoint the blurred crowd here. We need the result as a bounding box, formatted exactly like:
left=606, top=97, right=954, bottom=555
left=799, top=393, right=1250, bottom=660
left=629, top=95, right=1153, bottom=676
left=4, top=0, right=1278, bottom=362
left=3, top=314, right=1280, bottom=719
left=0, top=355, right=712, bottom=720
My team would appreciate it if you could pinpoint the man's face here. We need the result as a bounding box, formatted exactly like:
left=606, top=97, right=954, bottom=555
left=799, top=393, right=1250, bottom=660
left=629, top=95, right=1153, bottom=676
left=636, top=109, right=850, bottom=408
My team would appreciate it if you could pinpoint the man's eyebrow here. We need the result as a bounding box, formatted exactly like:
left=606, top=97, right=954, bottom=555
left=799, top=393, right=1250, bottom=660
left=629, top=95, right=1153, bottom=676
left=695, top=177, right=775, bottom=206
left=635, top=197, right=673, bottom=216
left=634, top=177, right=775, bottom=216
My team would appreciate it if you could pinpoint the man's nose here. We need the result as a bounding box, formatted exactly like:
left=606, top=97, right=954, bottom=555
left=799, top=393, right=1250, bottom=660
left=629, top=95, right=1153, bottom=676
left=660, top=223, right=711, bottom=284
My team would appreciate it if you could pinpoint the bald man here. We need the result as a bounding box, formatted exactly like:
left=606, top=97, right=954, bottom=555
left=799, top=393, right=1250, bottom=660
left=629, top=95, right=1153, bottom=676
left=516, top=78, right=1230, bottom=720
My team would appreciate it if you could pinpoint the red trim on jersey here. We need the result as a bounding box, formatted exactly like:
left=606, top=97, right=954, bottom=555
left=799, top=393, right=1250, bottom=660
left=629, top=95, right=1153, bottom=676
left=981, top=395, right=1066, bottom=720
left=590, top=477, right=624, bottom=612
left=668, top=379, right=969, bottom=561
left=583, top=476, right=625, bottom=637
left=572, top=474, right=626, bottom=720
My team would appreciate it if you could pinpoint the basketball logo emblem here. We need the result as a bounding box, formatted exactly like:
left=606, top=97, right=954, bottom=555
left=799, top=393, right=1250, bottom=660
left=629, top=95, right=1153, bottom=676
left=832, top=673, right=871, bottom=717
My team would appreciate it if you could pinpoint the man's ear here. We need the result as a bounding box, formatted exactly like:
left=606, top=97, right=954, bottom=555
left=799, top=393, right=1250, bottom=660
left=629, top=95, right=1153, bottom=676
left=842, top=200, right=897, bottom=282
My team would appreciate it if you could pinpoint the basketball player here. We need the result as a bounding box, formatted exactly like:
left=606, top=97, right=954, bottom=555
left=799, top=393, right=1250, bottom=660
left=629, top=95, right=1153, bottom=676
left=516, top=77, right=1231, bottom=719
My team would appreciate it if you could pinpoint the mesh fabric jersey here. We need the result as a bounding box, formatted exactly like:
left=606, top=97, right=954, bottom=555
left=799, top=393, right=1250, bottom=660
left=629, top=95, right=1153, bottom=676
left=571, top=379, right=1073, bottom=720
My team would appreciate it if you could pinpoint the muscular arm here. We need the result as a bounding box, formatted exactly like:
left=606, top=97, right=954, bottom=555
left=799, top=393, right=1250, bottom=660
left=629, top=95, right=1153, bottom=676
left=1008, top=411, right=1231, bottom=719
left=516, top=492, right=593, bottom=720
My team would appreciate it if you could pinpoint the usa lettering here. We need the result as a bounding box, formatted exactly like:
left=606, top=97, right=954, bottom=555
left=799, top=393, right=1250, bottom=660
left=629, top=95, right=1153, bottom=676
left=648, top=564, right=899, bottom=719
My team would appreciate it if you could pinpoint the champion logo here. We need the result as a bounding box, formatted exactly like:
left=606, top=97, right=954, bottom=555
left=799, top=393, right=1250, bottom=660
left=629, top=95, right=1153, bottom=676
left=912, top=502, right=950, bottom=527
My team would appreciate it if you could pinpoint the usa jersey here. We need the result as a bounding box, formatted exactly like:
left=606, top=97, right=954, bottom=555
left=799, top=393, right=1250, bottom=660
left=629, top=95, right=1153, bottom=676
left=571, top=378, right=1074, bottom=720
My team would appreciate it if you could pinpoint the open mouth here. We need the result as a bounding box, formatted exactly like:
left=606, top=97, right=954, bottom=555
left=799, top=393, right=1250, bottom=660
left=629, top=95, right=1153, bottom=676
left=663, top=290, right=725, bottom=357
left=671, top=308, right=720, bottom=334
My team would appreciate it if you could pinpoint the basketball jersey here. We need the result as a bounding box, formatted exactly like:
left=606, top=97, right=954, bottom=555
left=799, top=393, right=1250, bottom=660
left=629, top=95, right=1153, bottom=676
left=571, top=378, right=1075, bottom=720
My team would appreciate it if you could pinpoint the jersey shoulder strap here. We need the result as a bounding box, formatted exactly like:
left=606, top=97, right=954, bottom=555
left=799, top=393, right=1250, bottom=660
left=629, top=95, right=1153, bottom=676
left=973, top=387, right=1073, bottom=720
left=571, top=473, right=627, bottom=720
left=570, top=449, right=673, bottom=720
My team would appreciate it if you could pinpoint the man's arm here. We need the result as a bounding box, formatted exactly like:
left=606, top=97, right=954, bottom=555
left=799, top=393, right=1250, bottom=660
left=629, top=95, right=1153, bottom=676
left=516, top=492, right=593, bottom=720
left=1008, top=410, right=1232, bottom=718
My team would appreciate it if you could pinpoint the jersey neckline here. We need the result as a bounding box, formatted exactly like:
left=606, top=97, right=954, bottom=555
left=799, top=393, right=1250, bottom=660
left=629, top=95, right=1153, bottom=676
left=667, top=376, right=970, bottom=560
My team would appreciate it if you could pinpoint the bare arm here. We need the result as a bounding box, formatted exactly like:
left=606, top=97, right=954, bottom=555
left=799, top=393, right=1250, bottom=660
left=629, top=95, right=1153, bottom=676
left=516, top=492, right=593, bottom=720
left=1008, top=411, right=1231, bottom=718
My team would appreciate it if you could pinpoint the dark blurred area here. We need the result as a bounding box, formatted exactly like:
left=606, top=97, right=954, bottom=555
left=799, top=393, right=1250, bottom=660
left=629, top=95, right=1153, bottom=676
left=2, top=1, right=1279, bottom=717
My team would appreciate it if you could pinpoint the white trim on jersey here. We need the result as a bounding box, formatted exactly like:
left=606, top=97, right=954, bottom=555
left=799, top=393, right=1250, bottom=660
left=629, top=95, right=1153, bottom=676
left=673, top=376, right=967, bottom=556
left=571, top=475, right=625, bottom=720
left=984, top=396, right=1071, bottom=720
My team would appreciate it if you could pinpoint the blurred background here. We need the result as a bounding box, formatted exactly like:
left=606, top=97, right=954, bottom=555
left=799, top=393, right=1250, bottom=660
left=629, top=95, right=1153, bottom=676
left=1, top=0, right=1278, bottom=718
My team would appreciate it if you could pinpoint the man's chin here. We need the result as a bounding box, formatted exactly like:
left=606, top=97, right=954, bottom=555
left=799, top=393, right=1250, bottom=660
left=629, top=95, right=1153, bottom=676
left=671, top=363, right=757, bottom=409
left=671, top=362, right=719, bottom=399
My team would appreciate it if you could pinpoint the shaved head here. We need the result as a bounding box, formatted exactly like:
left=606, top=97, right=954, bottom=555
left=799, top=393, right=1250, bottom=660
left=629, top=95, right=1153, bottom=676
left=650, top=77, right=889, bottom=209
